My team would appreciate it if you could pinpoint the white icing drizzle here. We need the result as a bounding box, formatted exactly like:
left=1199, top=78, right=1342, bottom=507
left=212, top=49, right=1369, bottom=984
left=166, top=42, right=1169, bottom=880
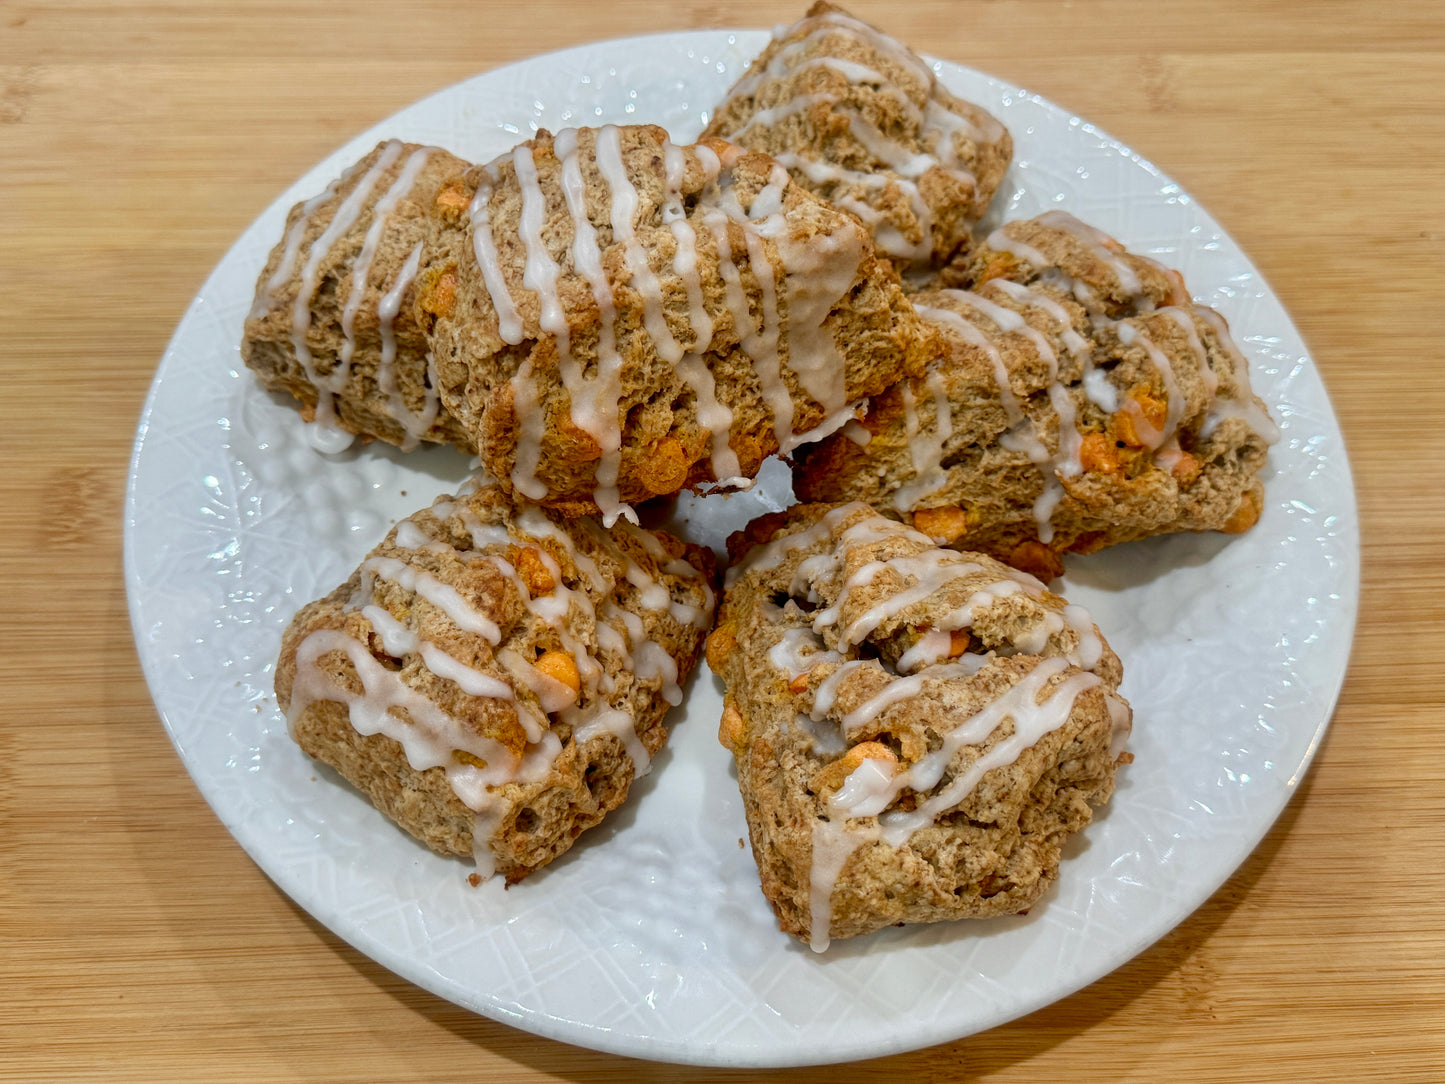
left=1192, top=306, right=1281, bottom=444
left=1035, top=210, right=1143, bottom=299
left=497, top=648, right=577, bottom=715
left=808, top=658, right=874, bottom=720
left=807, top=816, right=880, bottom=951
left=733, top=11, right=931, bottom=99
left=482, top=126, right=882, bottom=510
left=252, top=156, right=370, bottom=320
left=978, top=221, right=1277, bottom=462
left=552, top=127, right=630, bottom=523
left=717, top=6, right=1000, bottom=270
left=736, top=508, right=1116, bottom=950
left=492, top=126, right=873, bottom=515
left=361, top=555, right=503, bottom=643
left=836, top=660, right=971, bottom=736
left=812, top=550, right=992, bottom=646
left=878, top=661, right=1101, bottom=839
left=770, top=155, right=925, bottom=267
left=287, top=628, right=556, bottom=881
left=767, top=512, right=1099, bottom=672
left=840, top=107, right=947, bottom=180
left=736, top=158, right=864, bottom=425
left=467, top=162, right=525, bottom=345
left=913, top=300, right=1062, bottom=540
left=895, top=628, right=951, bottom=673
left=1062, top=604, right=1105, bottom=671
left=983, top=226, right=1050, bottom=270
left=515, top=504, right=609, bottom=592
left=722, top=5, right=1005, bottom=267
left=375, top=242, right=439, bottom=449
left=794, top=713, right=848, bottom=757
left=953, top=289, right=1087, bottom=493
left=1160, top=305, right=1217, bottom=399
left=806, top=656, right=1101, bottom=950
left=1083, top=366, right=1120, bottom=412
left=489, top=541, right=606, bottom=696
left=729, top=215, right=794, bottom=449
left=598, top=127, right=684, bottom=367
left=913, top=303, right=1026, bottom=426
left=362, top=603, right=512, bottom=700
left=514, top=144, right=570, bottom=361
left=731, top=91, right=837, bottom=139
left=504, top=143, right=575, bottom=508
left=1107, top=692, right=1134, bottom=759
left=1115, top=320, right=1185, bottom=451
left=769, top=627, right=844, bottom=679
left=842, top=419, right=873, bottom=446
left=954, top=290, right=1060, bottom=377
left=694, top=156, right=796, bottom=457
left=726, top=502, right=874, bottom=589
left=989, top=278, right=1090, bottom=362
left=612, top=518, right=715, bottom=628
left=290, top=140, right=404, bottom=451
left=290, top=497, right=711, bottom=878
left=664, top=141, right=743, bottom=485
left=333, top=146, right=436, bottom=447
left=574, top=708, right=654, bottom=773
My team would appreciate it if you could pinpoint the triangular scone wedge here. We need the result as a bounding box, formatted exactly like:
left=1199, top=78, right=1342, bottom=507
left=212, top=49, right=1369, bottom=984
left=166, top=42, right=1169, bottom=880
left=704, top=1, right=1012, bottom=281
left=275, top=480, right=716, bottom=884
left=243, top=139, right=477, bottom=453
left=792, top=212, right=1279, bottom=579
left=423, top=124, right=933, bottom=523
left=709, top=502, right=1130, bottom=949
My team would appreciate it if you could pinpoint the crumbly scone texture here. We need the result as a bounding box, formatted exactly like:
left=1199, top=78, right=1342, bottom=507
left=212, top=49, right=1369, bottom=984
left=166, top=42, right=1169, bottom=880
left=243, top=139, right=476, bottom=452
left=274, top=481, right=716, bottom=884
left=703, top=1, right=1012, bottom=279
left=424, top=123, right=933, bottom=518
left=709, top=502, right=1129, bottom=945
left=792, top=212, right=1277, bottom=578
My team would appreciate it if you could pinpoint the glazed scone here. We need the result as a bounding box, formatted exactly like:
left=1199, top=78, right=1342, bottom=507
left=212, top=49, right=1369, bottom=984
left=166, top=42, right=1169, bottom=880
left=424, top=123, right=933, bottom=524
left=243, top=139, right=476, bottom=453
left=792, top=211, right=1279, bottom=579
left=709, top=502, right=1130, bottom=949
left=275, top=480, right=716, bottom=883
left=703, top=2, right=1011, bottom=280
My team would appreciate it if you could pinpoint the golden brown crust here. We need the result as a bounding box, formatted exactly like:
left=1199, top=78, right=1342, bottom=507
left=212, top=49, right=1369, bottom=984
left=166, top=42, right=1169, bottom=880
left=427, top=124, right=933, bottom=517
left=703, top=2, right=1011, bottom=277
left=242, top=140, right=476, bottom=452
left=792, top=213, right=1277, bottom=569
left=713, top=502, right=1129, bottom=945
left=274, top=480, right=716, bottom=883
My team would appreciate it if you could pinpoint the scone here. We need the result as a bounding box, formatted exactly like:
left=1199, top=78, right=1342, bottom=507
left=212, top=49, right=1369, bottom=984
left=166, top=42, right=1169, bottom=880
left=424, top=123, right=933, bottom=524
left=275, top=480, right=716, bottom=883
left=243, top=139, right=475, bottom=453
left=703, top=2, right=1011, bottom=280
left=708, top=502, right=1131, bottom=949
left=792, top=211, right=1279, bottom=578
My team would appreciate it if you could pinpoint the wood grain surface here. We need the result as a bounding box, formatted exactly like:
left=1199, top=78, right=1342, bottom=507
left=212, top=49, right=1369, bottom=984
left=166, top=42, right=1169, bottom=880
left=3, top=1, right=1442, bottom=1079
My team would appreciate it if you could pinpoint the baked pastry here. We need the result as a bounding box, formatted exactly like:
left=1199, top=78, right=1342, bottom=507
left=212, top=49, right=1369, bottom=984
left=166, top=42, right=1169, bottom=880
left=243, top=139, right=475, bottom=453
left=703, top=2, right=1011, bottom=281
left=275, top=480, right=716, bottom=883
left=708, top=502, right=1130, bottom=949
left=424, top=123, right=933, bottom=524
left=792, top=211, right=1279, bottom=578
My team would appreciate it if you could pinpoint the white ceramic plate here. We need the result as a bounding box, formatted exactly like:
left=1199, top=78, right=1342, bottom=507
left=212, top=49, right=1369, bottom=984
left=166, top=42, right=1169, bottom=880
left=124, top=30, right=1358, bottom=1067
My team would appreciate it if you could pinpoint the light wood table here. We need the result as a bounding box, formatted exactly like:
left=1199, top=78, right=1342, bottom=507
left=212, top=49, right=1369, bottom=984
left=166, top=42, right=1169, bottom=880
left=4, top=2, right=1442, bottom=1079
